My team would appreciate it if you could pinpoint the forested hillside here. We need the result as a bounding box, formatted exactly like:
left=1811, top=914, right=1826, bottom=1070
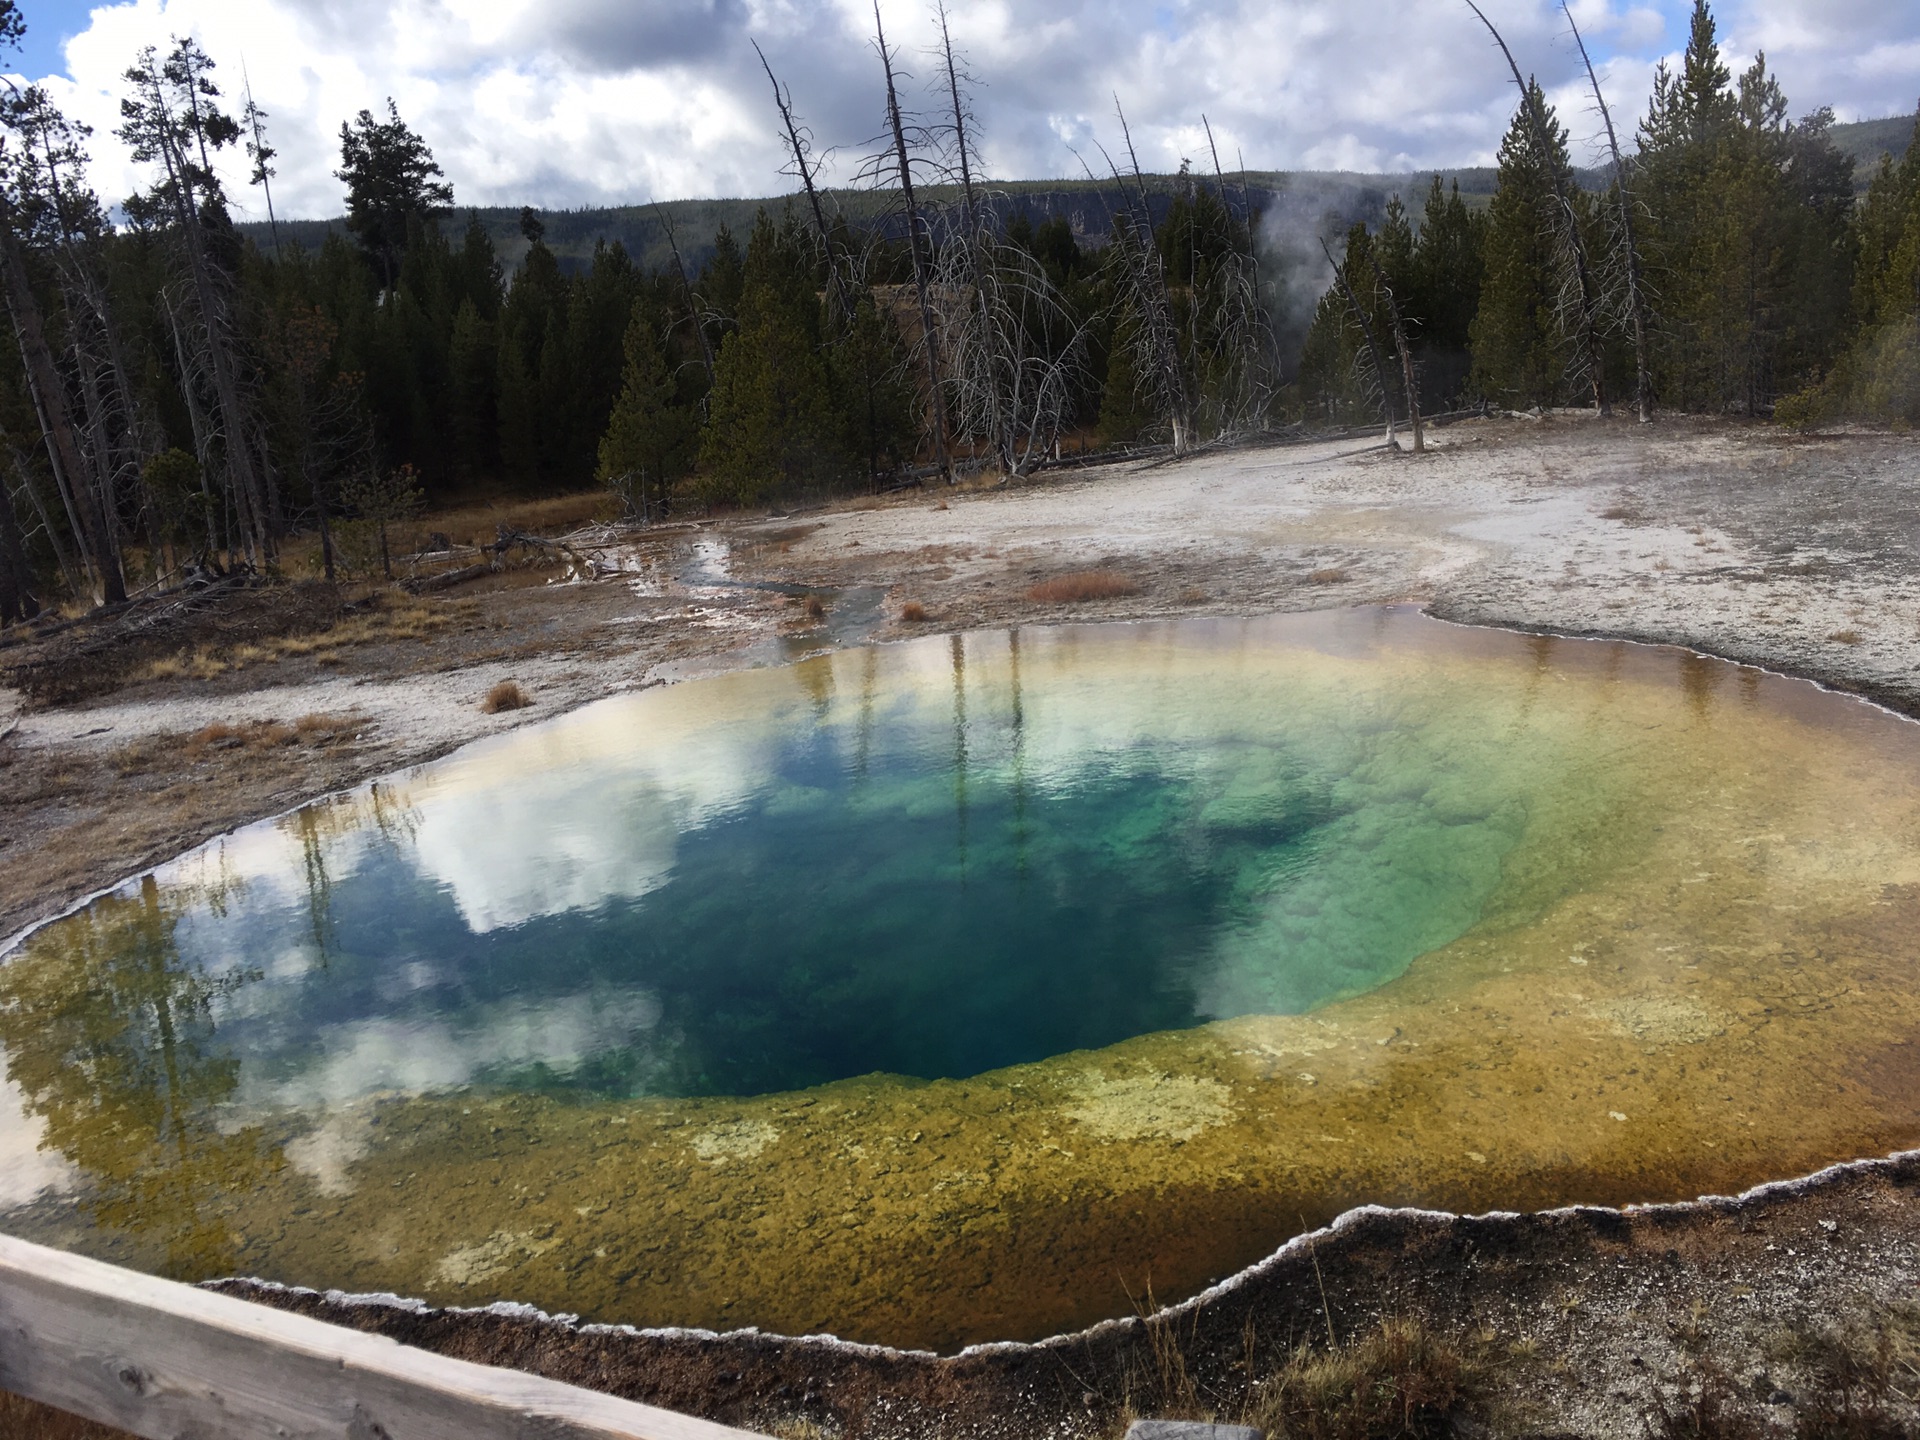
left=240, top=106, right=1909, bottom=282
left=1, top=0, right=1917, bottom=623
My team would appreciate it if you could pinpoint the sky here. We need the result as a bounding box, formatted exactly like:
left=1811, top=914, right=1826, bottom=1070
left=6, top=0, right=1917, bottom=223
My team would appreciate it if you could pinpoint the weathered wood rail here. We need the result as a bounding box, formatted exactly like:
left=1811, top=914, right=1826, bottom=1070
left=0, top=1233, right=769, bottom=1440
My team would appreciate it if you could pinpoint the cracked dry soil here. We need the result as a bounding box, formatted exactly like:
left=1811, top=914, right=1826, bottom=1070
left=5, top=413, right=1920, bottom=1437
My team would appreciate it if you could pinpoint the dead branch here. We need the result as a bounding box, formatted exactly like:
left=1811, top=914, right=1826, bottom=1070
left=1463, top=0, right=1611, bottom=417
left=1564, top=1, right=1652, bottom=423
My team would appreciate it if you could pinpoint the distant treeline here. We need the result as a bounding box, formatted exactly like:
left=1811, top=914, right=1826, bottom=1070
left=0, top=0, right=1916, bottom=621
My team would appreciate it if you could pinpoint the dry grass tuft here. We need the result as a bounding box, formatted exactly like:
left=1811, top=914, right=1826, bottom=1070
left=1243, top=1319, right=1486, bottom=1440
left=1305, top=568, right=1349, bottom=585
left=179, top=713, right=365, bottom=758
left=133, top=599, right=473, bottom=687
left=1829, top=629, right=1864, bottom=645
left=482, top=680, right=532, bottom=714
left=899, top=601, right=929, bottom=623
left=1025, top=570, right=1140, bottom=604
left=804, top=594, right=828, bottom=619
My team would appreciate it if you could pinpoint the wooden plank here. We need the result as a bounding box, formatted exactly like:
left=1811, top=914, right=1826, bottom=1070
left=0, top=1233, right=768, bottom=1440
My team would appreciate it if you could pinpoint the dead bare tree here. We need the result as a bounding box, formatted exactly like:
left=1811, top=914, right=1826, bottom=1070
left=1563, top=1, right=1652, bottom=423
left=11, top=81, right=166, bottom=575
left=1103, top=101, right=1190, bottom=455
left=0, top=447, right=38, bottom=622
left=866, top=5, right=952, bottom=482
left=118, top=39, right=280, bottom=567
left=1463, top=0, right=1610, bottom=418
left=1195, top=116, right=1279, bottom=436
left=652, top=202, right=714, bottom=388
left=0, top=183, right=124, bottom=602
left=755, top=39, right=860, bottom=331
left=1319, top=235, right=1398, bottom=447
left=1366, top=252, right=1425, bottom=452
left=929, top=7, right=1088, bottom=474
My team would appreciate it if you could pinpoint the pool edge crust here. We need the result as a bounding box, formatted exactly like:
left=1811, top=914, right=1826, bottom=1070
left=202, top=1146, right=1920, bottom=1440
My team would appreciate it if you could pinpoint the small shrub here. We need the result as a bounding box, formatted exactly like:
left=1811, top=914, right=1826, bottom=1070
left=482, top=680, right=532, bottom=714
left=1025, top=570, right=1140, bottom=604
left=1774, top=383, right=1837, bottom=433
left=804, top=594, right=827, bottom=619
left=899, top=601, right=929, bottom=623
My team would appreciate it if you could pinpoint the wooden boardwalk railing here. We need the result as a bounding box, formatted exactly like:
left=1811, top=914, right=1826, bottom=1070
left=0, top=1233, right=769, bottom=1440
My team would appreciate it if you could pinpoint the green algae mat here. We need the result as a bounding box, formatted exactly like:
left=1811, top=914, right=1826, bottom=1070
left=6, top=606, right=1920, bottom=1350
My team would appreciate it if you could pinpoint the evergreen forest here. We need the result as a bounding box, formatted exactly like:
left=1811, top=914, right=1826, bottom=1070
left=1, top=0, right=1917, bottom=621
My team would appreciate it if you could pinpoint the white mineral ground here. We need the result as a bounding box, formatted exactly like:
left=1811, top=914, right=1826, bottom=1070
left=6, top=413, right=1920, bottom=1435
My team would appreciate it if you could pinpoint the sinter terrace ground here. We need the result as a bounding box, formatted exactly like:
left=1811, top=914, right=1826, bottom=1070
left=5, top=412, right=1920, bottom=1438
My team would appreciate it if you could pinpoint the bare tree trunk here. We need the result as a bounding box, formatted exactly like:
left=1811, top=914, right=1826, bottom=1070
left=756, top=42, right=856, bottom=336
left=1564, top=3, right=1652, bottom=424
left=0, top=452, right=40, bottom=622
left=162, top=293, right=222, bottom=561
left=0, top=203, right=125, bottom=603
left=1320, top=236, right=1397, bottom=447
left=935, top=5, right=1010, bottom=473
left=146, top=97, right=274, bottom=564
left=6, top=437, right=80, bottom=594
left=874, top=4, right=952, bottom=483
left=1109, top=103, right=1190, bottom=454
left=1368, top=254, right=1425, bottom=452
left=1464, top=0, right=1610, bottom=418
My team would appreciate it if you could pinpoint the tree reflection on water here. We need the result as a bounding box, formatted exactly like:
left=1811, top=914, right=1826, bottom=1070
left=0, top=874, right=280, bottom=1278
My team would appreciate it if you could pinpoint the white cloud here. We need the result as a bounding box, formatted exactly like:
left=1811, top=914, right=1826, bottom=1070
left=12, top=1, right=1914, bottom=234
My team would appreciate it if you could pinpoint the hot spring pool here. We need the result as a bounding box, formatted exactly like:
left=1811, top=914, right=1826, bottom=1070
left=6, top=607, right=1920, bottom=1349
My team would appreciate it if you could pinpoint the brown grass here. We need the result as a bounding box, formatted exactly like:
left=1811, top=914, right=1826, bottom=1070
left=275, top=491, right=616, bottom=578
left=1025, top=570, right=1140, bottom=604
left=1243, top=1319, right=1486, bottom=1440
left=482, top=680, right=532, bottom=713
left=111, top=713, right=366, bottom=776
left=899, top=601, right=929, bottom=623
left=0, top=1389, right=134, bottom=1440
left=1829, top=629, right=1864, bottom=645
left=1305, top=568, right=1349, bottom=585
left=133, top=599, right=473, bottom=686
left=804, top=594, right=828, bottom=619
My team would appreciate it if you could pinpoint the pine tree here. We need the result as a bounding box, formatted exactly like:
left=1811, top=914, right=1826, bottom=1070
left=696, top=210, right=844, bottom=503
left=1808, top=114, right=1920, bottom=423
left=598, top=303, right=694, bottom=519
left=1409, top=178, right=1485, bottom=407
left=831, top=290, right=916, bottom=487
left=335, top=100, right=453, bottom=293
left=1471, top=83, right=1572, bottom=409
left=1636, top=0, right=1739, bottom=406
left=496, top=339, right=537, bottom=484
left=447, top=298, right=495, bottom=485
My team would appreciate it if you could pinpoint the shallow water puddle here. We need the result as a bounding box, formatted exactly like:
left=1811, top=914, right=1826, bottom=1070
left=5, top=607, right=1920, bottom=1350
